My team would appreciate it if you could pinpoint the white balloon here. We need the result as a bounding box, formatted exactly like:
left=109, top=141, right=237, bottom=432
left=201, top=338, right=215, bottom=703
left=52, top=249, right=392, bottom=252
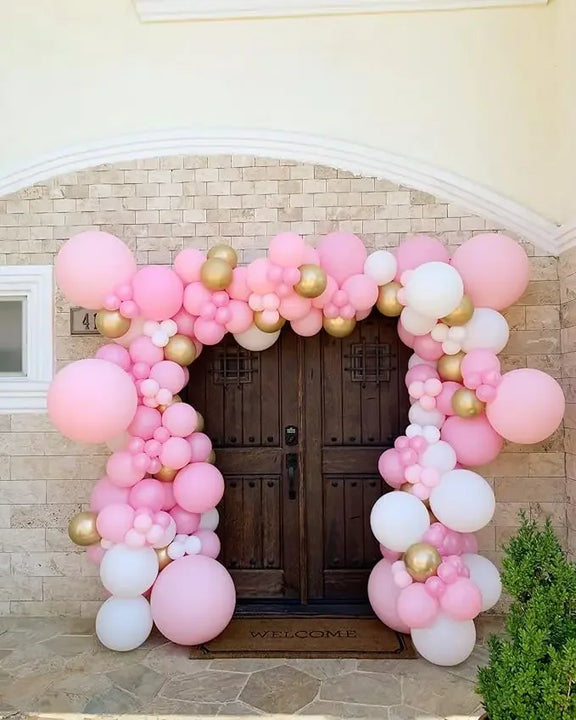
left=200, top=508, right=219, bottom=531
left=430, top=469, right=495, bottom=533
left=462, top=308, right=509, bottom=353
left=421, top=440, right=457, bottom=473
left=185, top=535, right=202, bottom=555
left=404, top=262, right=464, bottom=319
left=234, top=325, right=281, bottom=351
left=96, top=595, right=153, bottom=651
left=370, top=491, right=430, bottom=552
left=462, top=553, right=502, bottom=611
left=400, top=307, right=437, bottom=336
left=408, top=353, right=437, bottom=370
left=364, top=250, right=397, bottom=285
left=408, top=403, right=445, bottom=429
left=411, top=613, right=476, bottom=666
left=100, top=544, right=159, bottom=597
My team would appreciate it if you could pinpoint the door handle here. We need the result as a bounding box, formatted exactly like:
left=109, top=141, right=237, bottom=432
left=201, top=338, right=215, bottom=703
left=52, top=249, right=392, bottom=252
left=286, top=453, right=298, bottom=500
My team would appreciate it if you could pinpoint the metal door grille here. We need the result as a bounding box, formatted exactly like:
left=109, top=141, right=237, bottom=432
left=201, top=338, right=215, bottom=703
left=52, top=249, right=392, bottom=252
left=345, top=341, right=393, bottom=384
left=210, top=346, right=258, bottom=386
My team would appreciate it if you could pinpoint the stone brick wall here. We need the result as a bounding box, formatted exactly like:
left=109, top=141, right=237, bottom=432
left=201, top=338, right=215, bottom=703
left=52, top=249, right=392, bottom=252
left=0, top=154, right=566, bottom=617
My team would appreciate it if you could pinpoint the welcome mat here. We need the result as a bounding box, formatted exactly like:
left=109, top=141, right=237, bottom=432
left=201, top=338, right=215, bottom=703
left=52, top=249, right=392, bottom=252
left=190, top=616, right=416, bottom=659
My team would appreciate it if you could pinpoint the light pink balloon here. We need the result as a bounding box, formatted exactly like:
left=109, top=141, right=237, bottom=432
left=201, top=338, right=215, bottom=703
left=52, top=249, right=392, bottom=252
left=183, top=282, right=212, bottom=316
left=114, top=316, right=146, bottom=349
left=160, top=437, right=193, bottom=470
left=95, top=344, right=132, bottom=372
left=394, top=235, right=450, bottom=280
left=174, top=462, right=225, bottom=514
left=174, top=248, right=206, bottom=283
left=195, top=529, right=221, bottom=558
left=486, top=368, right=565, bottom=444
left=55, top=231, right=136, bottom=309
left=225, top=300, right=253, bottom=334
left=405, top=364, right=439, bottom=388
left=440, top=578, right=483, bottom=621
left=86, top=544, right=106, bottom=565
left=96, top=502, right=135, bottom=543
left=129, top=406, right=162, bottom=440
left=397, top=322, right=416, bottom=349
left=247, top=258, right=275, bottom=294
left=161, top=483, right=176, bottom=511
left=129, top=336, right=164, bottom=366
left=194, top=317, right=227, bottom=345
left=188, top=433, right=213, bottom=462
left=312, top=275, right=338, bottom=309
left=90, top=476, right=130, bottom=512
left=106, top=450, right=146, bottom=487
left=279, top=293, right=311, bottom=321
left=367, top=559, right=410, bottom=633
left=435, top=382, right=463, bottom=416
left=151, top=555, right=235, bottom=645
left=268, top=233, right=307, bottom=268
left=317, top=232, right=367, bottom=285
left=397, top=583, right=439, bottom=628
left=441, top=415, right=503, bottom=466
left=291, top=308, right=323, bottom=337
left=461, top=350, right=501, bottom=389
left=132, top=266, right=184, bottom=321
left=451, top=234, right=529, bottom=311
left=170, top=505, right=201, bottom=534
left=413, top=334, right=444, bottom=361
left=303, top=245, right=320, bottom=264
left=378, top=448, right=405, bottom=488
left=228, top=267, right=251, bottom=301
left=149, top=361, right=186, bottom=393
left=172, top=309, right=196, bottom=337
left=48, top=359, right=138, bottom=444
left=129, top=478, right=166, bottom=512
left=162, top=403, right=198, bottom=437
left=342, top=274, right=379, bottom=311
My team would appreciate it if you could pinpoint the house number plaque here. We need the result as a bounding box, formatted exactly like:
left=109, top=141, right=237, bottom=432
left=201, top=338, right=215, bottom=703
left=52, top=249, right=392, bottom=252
left=69, top=307, right=100, bottom=335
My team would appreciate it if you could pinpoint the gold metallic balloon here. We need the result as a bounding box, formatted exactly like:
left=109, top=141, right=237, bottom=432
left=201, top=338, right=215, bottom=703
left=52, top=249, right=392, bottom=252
left=95, top=310, right=131, bottom=339
left=200, top=257, right=233, bottom=291
left=294, top=264, right=327, bottom=299
left=404, top=542, right=442, bottom=583
left=253, top=311, right=286, bottom=333
left=196, top=412, right=205, bottom=432
left=452, top=387, right=485, bottom=418
left=208, top=244, right=238, bottom=268
left=155, top=465, right=178, bottom=482
left=323, top=316, right=356, bottom=338
left=68, top=511, right=100, bottom=546
left=442, top=295, right=474, bottom=326
left=156, top=546, right=173, bottom=571
left=376, top=281, right=403, bottom=317
left=207, top=450, right=216, bottom=464
left=164, top=334, right=197, bottom=366
left=437, top=351, right=465, bottom=383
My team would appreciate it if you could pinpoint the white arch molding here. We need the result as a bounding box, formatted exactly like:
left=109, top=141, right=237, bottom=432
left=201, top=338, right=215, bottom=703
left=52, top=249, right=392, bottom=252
left=0, top=127, right=563, bottom=254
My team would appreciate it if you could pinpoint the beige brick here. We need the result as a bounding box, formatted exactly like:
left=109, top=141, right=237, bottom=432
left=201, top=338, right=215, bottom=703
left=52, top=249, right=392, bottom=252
left=43, top=576, right=105, bottom=601
left=10, top=601, right=82, bottom=617
left=0, top=529, right=45, bottom=552
left=0, top=576, right=42, bottom=602
left=0, top=481, right=46, bottom=504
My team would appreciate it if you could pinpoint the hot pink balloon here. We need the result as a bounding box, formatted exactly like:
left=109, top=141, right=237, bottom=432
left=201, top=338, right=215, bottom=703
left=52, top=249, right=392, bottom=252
left=90, top=476, right=130, bottom=512
left=95, top=344, right=132, bottom=372
left=228, top=266, right=251, bottom=301
left=405, top=364, right=439, bottom=387
left=378, top=448, right=405, bottom=488
left=451, top=234, right=529, bottom=311
left=461, top=350, right=501, bottom=389
left=170, top=505, right=201, bottom=534
left=129, top=336, right=164, bottom=366
left=172, top=309, right=196, bottom=337
left=48, top=359, right=138, bottom=444
left=96, top=502, right=135, bottom=543
left=291, top=308, right=323, bottom=337
left=106, top=450, right=146, bottom=487
left=225, top=300, right=253, bottom=334
left=441, top=415, right=503, bottom=466
left=55, top=231, right=136, bottom=309
left=440, top=578, right=482, bottom=621
left=312, top=275, right=338, bottom=309
left=247, top=258, right=275, bottom=294
left=367, top=559, right=410, bottom=633
left=174, top=462, right=225, bottom=514
left=342, top=274, right=379, bottom=311
left=486, top=368, right=565, bottom=444
left=151, top=555, right=235, bottom=645
left=132, top=266, right=184, bottom=321
left=279, top=293, right=311, bottom=321
left=188, top=432, right=213, bottom=462
left=129, top=478, right=166, bottom=512
left=397, top=583, right=439, bottom=628
left=86, top=544, right=106, bottom=565
left=173, top=248, right=206, bottom=283
left=160, top=437, right=192, bottom=470
left=435, top=382, right=463, bottom=416
left=194, top=317, right=226, bottom=345
left=397, top=321, right=416, bottom=349
left=149, top=361, right=186, bottom=394
left=268, top=233, right=307, bottom=268
left=195, top=529, right=221, bottom=559
left=183, top=282, right=212, bottom=316
left=162, top=403, right=198, bottom=438
left=317, top=232, right=367, bottom=285
left=129, top=406, right=162, bottom=440
left=394, top=235, right=450, bottom=279
left=413, top=334, right=444, bottom=361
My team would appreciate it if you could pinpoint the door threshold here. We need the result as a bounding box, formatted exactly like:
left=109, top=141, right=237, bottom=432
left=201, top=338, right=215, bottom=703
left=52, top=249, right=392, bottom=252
left=234, top=602, right=376, bottom=618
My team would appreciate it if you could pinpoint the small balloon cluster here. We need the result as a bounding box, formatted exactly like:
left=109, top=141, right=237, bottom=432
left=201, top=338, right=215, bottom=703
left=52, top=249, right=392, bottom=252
left=50, top=229, right=565, bottom=662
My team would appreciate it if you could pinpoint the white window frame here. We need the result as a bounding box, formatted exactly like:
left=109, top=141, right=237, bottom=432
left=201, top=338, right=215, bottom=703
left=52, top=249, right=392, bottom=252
left=0, top=266, right=53, bottom=413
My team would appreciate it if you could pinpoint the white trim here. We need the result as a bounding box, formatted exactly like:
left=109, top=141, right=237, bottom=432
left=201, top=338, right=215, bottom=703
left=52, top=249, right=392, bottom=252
left=133, top=0, right=549, bottom=22
left=0, top=266, right=53, bottom=413
left=555, top=220, right=576, bottom=255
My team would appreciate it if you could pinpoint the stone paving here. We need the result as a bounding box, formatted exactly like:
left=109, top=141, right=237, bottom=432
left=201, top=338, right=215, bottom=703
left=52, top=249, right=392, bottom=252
left=0, top=618, right=489, bottom=720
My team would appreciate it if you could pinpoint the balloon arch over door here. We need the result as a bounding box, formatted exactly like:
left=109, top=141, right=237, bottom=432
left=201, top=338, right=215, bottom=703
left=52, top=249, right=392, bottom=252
left=50, top=230, right=565, bottom=666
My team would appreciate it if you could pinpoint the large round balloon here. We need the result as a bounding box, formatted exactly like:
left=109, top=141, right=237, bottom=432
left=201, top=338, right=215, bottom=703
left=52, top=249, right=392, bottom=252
left=55, top=231, right=136, bottom=309
left=451, top=234, right=530, bottom=310
left=370, top=491, right=430, bottom=552
left=150, top=555, right=235, bottom=645
left=486, top=368, right=565, bottom=444
left=367, top=559, right=410, bottom=633
left=100, top=544, right=159, bottom=597
left=132, top=266, right=184, bottom=322
left=95, top=595, right=153, bottom=651
left=404, top=262, right=464, bottom=319
left=462, top=553, right=502, bottom=611
left=461, top=309, right=509, bottom=354
left=394, top=235, right=450, bottom=279
left=441, top=414, right=503, bottom=466
left=317, top=232, right=367, bottom=285
left=430, top=469, right=495, bottom=533
left=234, top=325, right=280, bottom=351
left=48, top=359, right=138, bottom=444
left=411, top=613, right=476, bottom=666
left=173, top=462, right=225, bottom=514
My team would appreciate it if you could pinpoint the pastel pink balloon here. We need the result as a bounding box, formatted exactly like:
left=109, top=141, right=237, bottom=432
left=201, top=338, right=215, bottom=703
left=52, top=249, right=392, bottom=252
left=149, top=361, right=186, bottom=393
left=228, top=266, right=251, bottom=301
left=268, top=233, right=307, bottom=268
left=194, top=317, right=227, bottom=345
left=129, top=336, right=164, bottom=366
left=95, top=344, right=132, bottom=372
left=394, top=235, right=450, bottom=279
left=114, top=316, right=146, bottom=349
left=342, top=274, right=379, bottom=311
left=486, top=368, right=565, bottom=444
left=86, top=544, right=106, bottom=565
left=435, top=382, right=462, bottom=416
left=405, top=364, right=439, bottom=388
left=225, top=300, right=253, bottom=334
left=106, top=450, right=146, bottom=487
left=129, top=478, right=166, bottom=512
left=461, top=350, right=501, bottom=389
left=440, top=578, right=483, bottom=621
left=413, top=334, right=444, bottom=361
left=55, top=231, right=136, bottom=309
left=174, top=462, right=225, bottom=514
left=380, top=545, right=402, bottom=563
left=188, top=433, right=213, bottom=462
left=132, top=266, right=184, bottom=321
left=183, top=282, right=212, bottom=316
left=303, top=246, right=320, bottom=264
left=291, top=307, right=323, bottom=337
left=170, top=505, right=201, bottom=534
left=129, top=406, right=162, bottom=440
left=172, top=309, right=196, bottom=337
left=151, top=555, right=235, bottom=645
left=195, top=529, right=221, bottom=558
left=312, top=275, right=338, bottom=309
left=451, top=234, right=529, bottom=311
left=397, top=321, right=416, bottom=349
left=397, top=583, right=439, bottom=628
left=279, top=293, right=311, bottom=321
left=247, top=258, right=276, bottom=294
left=90, top=476, right=130, bottom=512
left=367, top=559, right=410, bottom=633
left=317, top=232, right=367, bottom=285
left=161, top=483, right=176, bottom=511
left=162, top=403, right=198, bottom=437
left=160, top=437, right=193, bottom=470
left=173, top=248, right=206, bottom=283
left=47, top=359, right=138, bottom=444
left=378, top=448, right=405, bottom=488
left=96, top=502, right=135, bottom=543
left=441, top=415, right=503, bottom=466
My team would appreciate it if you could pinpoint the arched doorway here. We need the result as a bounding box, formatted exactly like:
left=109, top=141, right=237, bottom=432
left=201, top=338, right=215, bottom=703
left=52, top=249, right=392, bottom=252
left=182, top=310, right=410, bottom=613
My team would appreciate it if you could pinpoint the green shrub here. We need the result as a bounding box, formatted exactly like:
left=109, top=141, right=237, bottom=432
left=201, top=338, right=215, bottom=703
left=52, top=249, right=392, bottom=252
left=476, top=514, right=576, bottom=720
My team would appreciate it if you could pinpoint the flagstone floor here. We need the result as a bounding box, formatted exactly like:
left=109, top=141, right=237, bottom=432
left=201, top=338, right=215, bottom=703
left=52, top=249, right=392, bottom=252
left=0, top=618, right=490, bottom=720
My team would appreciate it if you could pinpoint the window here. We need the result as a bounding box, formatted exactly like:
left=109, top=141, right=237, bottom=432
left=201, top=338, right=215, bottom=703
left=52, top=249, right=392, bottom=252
left=0, top=266, right=53, bottom=413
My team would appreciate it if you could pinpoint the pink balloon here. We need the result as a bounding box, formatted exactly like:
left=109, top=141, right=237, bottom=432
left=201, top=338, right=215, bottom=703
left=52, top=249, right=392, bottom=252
left=413, top=334, right=444, bottom=361
left=188, top=432, right=213, bottom=462
left=174, top=462, right=225, bottom=513
left=195, top=529, right=221, bottom=558
left=161, top=483, right=176, bottom=511
left=96, top=502, right=135, bottom=543
left=247, top=258, right=276, bottom=294
left=486, top=368, right=565, bottom=444
left=194, top=317, right=227, bottom=345
left=451, top=234, right=529, bottom=311
left=48, top=359, right=138, bottom=444
left=55, top=231, right=136, bottom=309
left=441, top=415, right=504, bottom=466
left=394, top=235, right=450, bottom=279
left=397, top=321, right=416, bottom=349
left=149, top=361, right=186, bottom=393
left=170, top=505, right=201, bottom=534
left=291, top=308, right=323, bottom=337
left=278, top=293, right=311, bottom=321
left=342, top=274, right=379, bottom=311
left=461, top=350, right=501, bottom=389
left=160, top=437, right=193, bottom=470
left=440, top=578, right=482, bottom=621
left=225, top=300, right=253, bottom=334
left=183, top=282, right=212, bottom=316
left=378, top=448, right=406, bottom=488
left=162, top=403, right=198, bottom=437
left=268, top=233, right=307, bottom=268
left=312, top=275, right=338, bottom=309
left=114, top=316, right=146, bottom=349
left=173, top=248, right=206, bottom=283
left=228, top=267, right=251, bottom=302
left=172, top=309, right=196, bottom=337
left=90, top=476, right=130, bottom=512
left=129, top=336, right=164, bottom=366
left=106, top=450, right=146, bottom=487
left=435, top=382, right=463, bottom=416
left=132, top=266, right=184, bottom=321
left=86, top=544, right=106, bottom=565
left=367, top=559, right=410, bottom=633
left=303, top=246, right=320, bottom=264
left=461, top=533, right=478, bottom=554
left=129, top=406, right=162, bottom=440
left=129, top=478, right=166, bottom=512
left=317, top=232, right=367, bottom=285
left=397, top=583, right=439, bottom=628
left=95, top=344, right=132, bottom=372
left=151, top=555, right=235, bottom=645
left=405, top=364, right=439, bottom=388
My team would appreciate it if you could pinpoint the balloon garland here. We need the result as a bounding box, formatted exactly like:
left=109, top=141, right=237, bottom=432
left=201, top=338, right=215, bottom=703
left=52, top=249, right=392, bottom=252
left=49, top=230, right=565, bottom=663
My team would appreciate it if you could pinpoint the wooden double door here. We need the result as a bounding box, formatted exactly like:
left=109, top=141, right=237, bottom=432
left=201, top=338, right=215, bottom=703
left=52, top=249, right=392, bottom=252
left=184, top=311, right=409, bottom=610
